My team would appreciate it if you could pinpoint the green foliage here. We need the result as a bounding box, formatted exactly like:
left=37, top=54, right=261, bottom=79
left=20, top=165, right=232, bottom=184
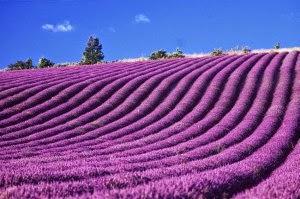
left=149, top=49, right=168, bottom=60
left=38, top=57, right=55, bottom=68
left=82, top=36, right=104, bottom=65
left=149, top=48, right=185, bottom=60
left=211, top=48, right=223, bottom=56
left=242, top=46, right=251, bottom=54
left=168, top=48, right=185, bottom=58
left=274, top=42, right=280, bottom=49
left=7, top=58, right=34, bottom=70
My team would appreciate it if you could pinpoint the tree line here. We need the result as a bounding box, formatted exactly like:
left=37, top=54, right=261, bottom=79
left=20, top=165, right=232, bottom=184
left=6, top=36, right=104, bottom=70
left=5, top=35, right=188, bottom=71
left=5, top=36, right=282, bottom=71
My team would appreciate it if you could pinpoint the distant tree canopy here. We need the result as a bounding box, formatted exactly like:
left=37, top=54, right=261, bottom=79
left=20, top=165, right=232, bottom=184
left=149, top=48, right=185, bottom=60
left=38, top=57, right=55, bottom=68
left=7, top=58, right=34, bottom=70
left=81, top=36, right=104, bottom=64
left=168, top=48, right=185, bottom=58
left=274, top=42, right=281, bottom=49
left=149, top=49, right=168, bottom=60
left=242, top=47, right=251, bottom=54
left=211, top=48, right=224, bottom=56
left=231, top=45, right=251, bottom=54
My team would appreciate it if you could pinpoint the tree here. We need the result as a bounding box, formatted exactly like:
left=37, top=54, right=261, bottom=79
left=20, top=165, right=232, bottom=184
left=38, top=57, right=54, bottom=68
left=168, top=48, right=185, bottom=58
left=211, top=48, right=224, bottom=56
left=81, top=36, right=104, bottom=64
left=7, top=58, right=34, bottom=70
left=149, top=49, right=168, bottom=60
left=242, top=46, right=251, bottom=54
left=274, top=42, right=280, bottom=49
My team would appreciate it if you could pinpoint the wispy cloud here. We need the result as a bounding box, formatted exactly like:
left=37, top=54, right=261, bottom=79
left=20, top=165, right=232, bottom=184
left=134, top=14, right=150, bottom=24
left=108, top=27, right=116, bottom=33
left=42, top=21, right=74, bottom=32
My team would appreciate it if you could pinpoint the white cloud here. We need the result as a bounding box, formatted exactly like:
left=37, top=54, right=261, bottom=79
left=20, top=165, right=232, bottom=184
left=42, top=21, right=74, bottom=32
left=134, top=14, right=150, bottom=24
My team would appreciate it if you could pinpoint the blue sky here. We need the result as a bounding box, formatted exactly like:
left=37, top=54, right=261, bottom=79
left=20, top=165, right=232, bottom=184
left=0, top=0, right=299, bottom=67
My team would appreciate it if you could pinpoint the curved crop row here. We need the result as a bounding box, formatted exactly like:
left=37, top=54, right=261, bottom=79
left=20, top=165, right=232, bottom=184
left=0, top=52, right=299, bottom=199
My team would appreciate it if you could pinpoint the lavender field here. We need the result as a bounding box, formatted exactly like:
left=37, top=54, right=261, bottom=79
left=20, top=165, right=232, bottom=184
left=0, top=51, right=299, bottom=198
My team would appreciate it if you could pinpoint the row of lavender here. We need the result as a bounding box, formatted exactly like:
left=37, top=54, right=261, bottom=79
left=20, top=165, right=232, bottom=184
left=0, top=51, right=299, bottom=198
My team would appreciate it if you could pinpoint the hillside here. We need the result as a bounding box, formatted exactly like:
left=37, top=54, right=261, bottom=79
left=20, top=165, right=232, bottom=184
left=0, top=51, right=299, bottom=198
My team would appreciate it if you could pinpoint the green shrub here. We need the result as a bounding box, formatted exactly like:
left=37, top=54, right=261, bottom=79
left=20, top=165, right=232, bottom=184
left=230, top=45, right=251, bottom=54
left=211, top=48, right=223, bottom=56
left=242, top=47, right=251, bottom=54
left=7, top=58, right=34, bottom=70
left=149, top=48, right=185, bottom=60
left=38, top=57, right=55, bottom=68
left=149, top=49, right=168, bottom=60
left=274, top=42, right=280, bottom=49
left=168, top=48, right=185, bottom=58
